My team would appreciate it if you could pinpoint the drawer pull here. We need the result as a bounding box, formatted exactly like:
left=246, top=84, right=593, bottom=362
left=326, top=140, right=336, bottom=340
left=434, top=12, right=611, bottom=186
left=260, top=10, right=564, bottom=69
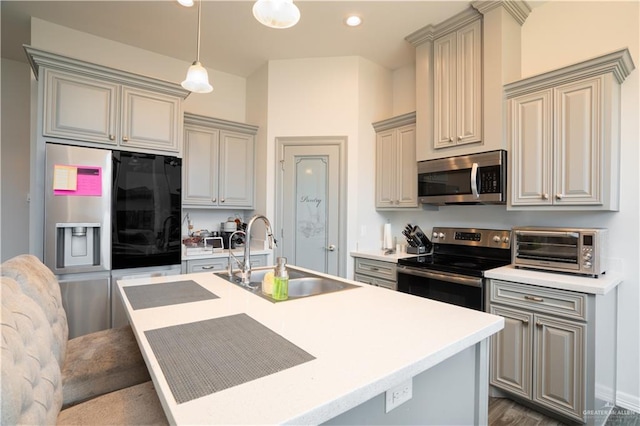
left=369, top=267, right=379, bottom=271
left=536, top=320, right=542, bottom=327
left=201, top=266, right=215, bottom=270
left=524, top=295, right=544, bottom=302
left=522, top=319, right=529, bottom=325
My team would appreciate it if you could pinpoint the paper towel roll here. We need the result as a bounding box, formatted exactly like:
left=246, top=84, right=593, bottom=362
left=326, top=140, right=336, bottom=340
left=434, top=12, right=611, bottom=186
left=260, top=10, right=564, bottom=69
left=383, top=223, right=393, bottom=249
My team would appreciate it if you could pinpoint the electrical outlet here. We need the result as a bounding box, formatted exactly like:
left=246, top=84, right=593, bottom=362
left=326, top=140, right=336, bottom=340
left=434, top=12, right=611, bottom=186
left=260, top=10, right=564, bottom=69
left=385, top=378, right=413, bottom=413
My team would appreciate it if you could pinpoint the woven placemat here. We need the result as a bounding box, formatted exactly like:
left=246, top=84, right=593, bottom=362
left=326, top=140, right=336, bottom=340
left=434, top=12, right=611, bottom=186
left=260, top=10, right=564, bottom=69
left=145, top=313, right=315, bottom=404
left=123, top=280, right=219, bottom=310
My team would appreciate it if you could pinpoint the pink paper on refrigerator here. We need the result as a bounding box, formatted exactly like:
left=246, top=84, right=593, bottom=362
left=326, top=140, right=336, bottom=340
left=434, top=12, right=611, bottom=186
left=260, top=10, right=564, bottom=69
left=53, top=165, right=102, bottom=196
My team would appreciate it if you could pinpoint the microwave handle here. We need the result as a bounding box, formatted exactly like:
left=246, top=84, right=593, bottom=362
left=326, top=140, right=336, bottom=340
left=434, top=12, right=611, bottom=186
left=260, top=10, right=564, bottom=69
left=471, top=163, right=479, bottom=198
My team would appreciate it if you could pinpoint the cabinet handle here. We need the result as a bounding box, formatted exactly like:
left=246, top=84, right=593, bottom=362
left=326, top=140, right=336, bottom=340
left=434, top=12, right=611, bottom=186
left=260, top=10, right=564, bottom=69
left=522, top=319, right=529, bottom=325
left=541, top=193, right=549, bottom=200
left=524, top=295, right=544, bottom=302
left=368, top=267, right=379, bottom=271
left=536, top=320, right=543, bottom=327
left=221, top=198, right=225, bottom=203
left=122, top=136, right=129, bottom=142
left=448, top=137, right=453, bottom=143
left=201, top=266, right=215, bottom=270
left=212, top=198, right=217, bottom=202
left=458, top=135, right=463, bottom=141
left=109, top=134, right=115, bottom=141
left=556, top=194, right=563, bottom=200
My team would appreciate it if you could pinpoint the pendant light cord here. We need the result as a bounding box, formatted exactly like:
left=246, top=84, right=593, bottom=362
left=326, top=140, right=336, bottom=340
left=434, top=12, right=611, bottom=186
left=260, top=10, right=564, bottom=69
left=196, top=0, right=202, bottom=62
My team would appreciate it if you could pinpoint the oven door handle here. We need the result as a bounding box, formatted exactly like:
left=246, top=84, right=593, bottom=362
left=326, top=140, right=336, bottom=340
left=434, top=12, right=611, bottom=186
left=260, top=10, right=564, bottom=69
left=397, top=266, right=483, bottom=288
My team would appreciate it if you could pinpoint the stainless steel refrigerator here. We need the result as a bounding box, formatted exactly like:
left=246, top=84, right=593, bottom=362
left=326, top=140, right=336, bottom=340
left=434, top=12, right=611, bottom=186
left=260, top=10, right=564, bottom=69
left=44, top=143, right=112, bottom=338
left=44, top=143, right=182, bottom=338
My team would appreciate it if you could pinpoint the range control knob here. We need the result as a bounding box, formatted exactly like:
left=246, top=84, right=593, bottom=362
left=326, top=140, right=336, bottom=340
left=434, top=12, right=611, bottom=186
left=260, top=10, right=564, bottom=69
left=432, top=232, right=439, bottom=239
left=493, top=236, right=501, bottom=243
left=502, top=236, right=510, bottom=243
left=438, top=233, right=445, bottom=239
left=584, top=261, right=592, bottom=268
left=584, top=253, right=593, bottom=260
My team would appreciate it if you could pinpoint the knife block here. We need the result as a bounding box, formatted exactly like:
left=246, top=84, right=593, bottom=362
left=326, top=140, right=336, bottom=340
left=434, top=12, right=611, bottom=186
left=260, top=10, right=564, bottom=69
left=406, top=245, right=428, bottom=255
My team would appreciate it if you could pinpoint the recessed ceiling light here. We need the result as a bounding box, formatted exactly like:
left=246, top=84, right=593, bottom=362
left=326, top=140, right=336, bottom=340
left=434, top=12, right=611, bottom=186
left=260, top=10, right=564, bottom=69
left=177, top=0, right=194, bottom=7
left=345, top=15, right=362, bottom=27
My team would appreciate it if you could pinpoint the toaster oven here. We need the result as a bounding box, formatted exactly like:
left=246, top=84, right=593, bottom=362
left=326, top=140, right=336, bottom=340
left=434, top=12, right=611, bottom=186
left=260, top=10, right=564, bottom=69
left=512, top=227, right=607, bottom=277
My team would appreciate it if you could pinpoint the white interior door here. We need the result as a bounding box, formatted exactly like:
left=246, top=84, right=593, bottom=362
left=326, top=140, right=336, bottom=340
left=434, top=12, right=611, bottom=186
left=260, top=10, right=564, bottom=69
left=277, top=138, right=345, bottom=276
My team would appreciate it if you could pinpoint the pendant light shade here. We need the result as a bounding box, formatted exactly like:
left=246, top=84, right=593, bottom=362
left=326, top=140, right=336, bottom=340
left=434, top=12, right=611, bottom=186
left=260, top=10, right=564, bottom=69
left=182, top=61, right=212, bottom=93
left=253, top=0, right=300, bottom=29
left=181, top=0, right=212, bottom=93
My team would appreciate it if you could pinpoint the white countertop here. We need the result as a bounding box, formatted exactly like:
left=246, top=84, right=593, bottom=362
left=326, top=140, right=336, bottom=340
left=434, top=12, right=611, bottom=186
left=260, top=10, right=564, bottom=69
left=485, top=265, right=623, bottom=295
left=182, top=247, right=271, bottom=261
left=350, top=249, right=418, bottom=263
left=118, top=266, right=503, bottom=425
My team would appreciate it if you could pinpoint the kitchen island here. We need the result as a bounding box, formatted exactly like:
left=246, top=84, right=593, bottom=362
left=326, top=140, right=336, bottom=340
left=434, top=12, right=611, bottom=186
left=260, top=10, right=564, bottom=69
left=117, top=265, right=504, bottom=425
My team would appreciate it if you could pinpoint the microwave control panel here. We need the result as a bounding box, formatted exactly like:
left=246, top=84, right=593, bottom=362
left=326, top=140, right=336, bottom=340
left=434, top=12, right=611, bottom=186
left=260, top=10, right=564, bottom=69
left=479, top=166, right=501, bottom=193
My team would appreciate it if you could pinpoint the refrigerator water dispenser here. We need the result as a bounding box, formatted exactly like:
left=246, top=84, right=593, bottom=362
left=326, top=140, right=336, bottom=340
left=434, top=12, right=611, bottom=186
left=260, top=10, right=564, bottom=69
left=56, top=223, right=101, bottom=268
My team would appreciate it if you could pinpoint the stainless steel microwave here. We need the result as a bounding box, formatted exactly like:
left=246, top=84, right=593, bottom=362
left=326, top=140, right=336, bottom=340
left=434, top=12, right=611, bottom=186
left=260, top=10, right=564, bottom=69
left=417, top=150, right=507, bottom=205
left=513, top=227, right=608, bottom=277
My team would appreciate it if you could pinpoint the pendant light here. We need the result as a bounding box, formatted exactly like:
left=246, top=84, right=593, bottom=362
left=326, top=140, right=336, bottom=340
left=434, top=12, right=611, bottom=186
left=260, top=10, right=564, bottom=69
left=253, top=0, right=300, bottom=29
left=182, top=0, right=213, bottom=93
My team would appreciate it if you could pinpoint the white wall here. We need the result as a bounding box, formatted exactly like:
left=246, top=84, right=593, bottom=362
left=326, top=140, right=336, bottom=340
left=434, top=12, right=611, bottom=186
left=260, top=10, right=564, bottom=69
left=30, top=18, right=247, bottom=122
left=381, top=1, right=640, bottom=412
left=264, top=56, right=393, bottom=278
left=0, top=59, right=31, bottom=261
left=391, top=64, right=416, bottom=116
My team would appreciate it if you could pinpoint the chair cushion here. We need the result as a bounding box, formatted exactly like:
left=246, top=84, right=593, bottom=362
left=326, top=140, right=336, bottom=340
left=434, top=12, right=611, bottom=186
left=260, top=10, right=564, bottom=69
left=1, top=277, right=63, bottom=425
left=57, top=381, right=168, bottom=425
left=61, top=325, right=151, bottom=408
left=1, top=254, right=69, bottom=365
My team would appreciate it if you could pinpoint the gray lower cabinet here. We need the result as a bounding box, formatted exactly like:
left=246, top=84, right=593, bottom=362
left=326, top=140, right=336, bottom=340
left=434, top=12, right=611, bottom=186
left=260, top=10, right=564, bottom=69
left=353, top=257, right=397, bottom=291
left=488, top=279, right=616, bottom=425
left=186, top=254, right=267, bottom=274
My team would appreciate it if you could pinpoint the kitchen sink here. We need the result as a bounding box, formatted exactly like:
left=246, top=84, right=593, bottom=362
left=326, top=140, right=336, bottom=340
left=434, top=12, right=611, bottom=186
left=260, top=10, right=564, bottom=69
left=214, top=267, right=359, bottom=302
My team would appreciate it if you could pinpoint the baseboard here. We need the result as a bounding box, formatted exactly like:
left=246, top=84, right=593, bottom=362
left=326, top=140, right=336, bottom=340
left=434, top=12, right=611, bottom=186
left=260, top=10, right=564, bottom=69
left=616, top=390, right=640, bottom=414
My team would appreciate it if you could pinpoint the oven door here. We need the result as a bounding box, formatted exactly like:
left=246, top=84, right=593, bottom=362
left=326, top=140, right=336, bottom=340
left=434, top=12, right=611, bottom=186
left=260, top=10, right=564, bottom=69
left=396, top=265, right=485, bottom=311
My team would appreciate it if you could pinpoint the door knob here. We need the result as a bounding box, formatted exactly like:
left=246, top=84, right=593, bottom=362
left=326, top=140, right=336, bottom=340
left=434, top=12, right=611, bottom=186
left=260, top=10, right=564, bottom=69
left=325, top=245, right=336, bottom=251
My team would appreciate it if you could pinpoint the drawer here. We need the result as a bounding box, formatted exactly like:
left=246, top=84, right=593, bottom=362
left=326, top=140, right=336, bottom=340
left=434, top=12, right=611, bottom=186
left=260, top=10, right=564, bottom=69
left=354, top=257, right=397, bottom=281
left=354, top=273, right=397, bottom=291
left=187, top=258, right=229, bottom=273
left=489, top=279, right=588, bottom=321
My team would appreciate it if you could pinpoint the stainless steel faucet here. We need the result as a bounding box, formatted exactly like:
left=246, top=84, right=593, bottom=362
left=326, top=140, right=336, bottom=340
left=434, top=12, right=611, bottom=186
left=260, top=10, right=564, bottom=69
left=228, top=214, right=276, bottom=286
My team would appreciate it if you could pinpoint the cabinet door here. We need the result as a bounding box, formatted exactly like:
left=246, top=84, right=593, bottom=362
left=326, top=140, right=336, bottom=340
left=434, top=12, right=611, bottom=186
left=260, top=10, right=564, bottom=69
left=44, top=69, right=118, bottom=145
left=375, top=129, right=397, bottom=208
left=490, top=305, right=533, bottom=399
left=396, top=124, right=418, bottom=207
left=218, top=130, right=254, bottom=208
left=433, top=31, right=457, bottom=148
left=533, top=314, right=585, bottom=421
left=456, top=19, right=482, bottom=145
left=120, top=86, right=181, bottom=153
left=553, top=77, right=602, bottom=205
left=182, top=126, right=219, bottom=206
left=510, top=90, right=553, bottom=206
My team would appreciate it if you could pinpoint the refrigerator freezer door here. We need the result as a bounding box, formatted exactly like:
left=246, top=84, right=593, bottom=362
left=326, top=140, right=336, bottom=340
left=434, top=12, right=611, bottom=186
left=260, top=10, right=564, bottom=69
left=44, top=143, right=112, bottom=274
left=58, top=272, right=111, bottom=339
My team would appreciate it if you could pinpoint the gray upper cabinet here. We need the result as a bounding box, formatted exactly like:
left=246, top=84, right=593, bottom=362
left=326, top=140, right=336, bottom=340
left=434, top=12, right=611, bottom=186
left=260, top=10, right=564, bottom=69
left=433, top=19, right=482, bottom=149
left=373, top=112, right=418, bottom=209
left=507, top=49, right=635, bottom=211
left=182, top=113, right=257, bottom=209
left=26, top=46, right=188, bottom=155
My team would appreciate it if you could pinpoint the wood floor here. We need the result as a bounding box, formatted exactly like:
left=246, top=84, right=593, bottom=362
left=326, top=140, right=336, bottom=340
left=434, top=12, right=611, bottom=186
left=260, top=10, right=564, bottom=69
left=489, top=397, right=640, bottom=426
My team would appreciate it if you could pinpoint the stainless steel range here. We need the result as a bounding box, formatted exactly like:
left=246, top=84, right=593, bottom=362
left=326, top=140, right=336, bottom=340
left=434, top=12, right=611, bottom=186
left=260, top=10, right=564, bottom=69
left=397, top=227, right=512, bottom=311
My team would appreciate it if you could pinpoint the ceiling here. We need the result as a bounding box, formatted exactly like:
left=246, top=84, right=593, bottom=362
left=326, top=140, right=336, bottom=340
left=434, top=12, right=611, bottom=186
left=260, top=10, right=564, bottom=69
left=1, top=1, right=472, bottom=77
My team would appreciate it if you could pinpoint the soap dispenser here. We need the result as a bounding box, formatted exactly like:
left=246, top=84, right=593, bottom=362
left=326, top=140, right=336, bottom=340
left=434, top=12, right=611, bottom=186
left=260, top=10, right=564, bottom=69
left=272, top=257, right=289, bottom=301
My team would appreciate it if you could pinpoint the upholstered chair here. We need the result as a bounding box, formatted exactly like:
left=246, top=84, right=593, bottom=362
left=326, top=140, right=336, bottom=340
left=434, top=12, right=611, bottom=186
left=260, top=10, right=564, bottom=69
left=2, top=276, right=168, bottom=425
left=1, top=254, right=151, bottom=408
